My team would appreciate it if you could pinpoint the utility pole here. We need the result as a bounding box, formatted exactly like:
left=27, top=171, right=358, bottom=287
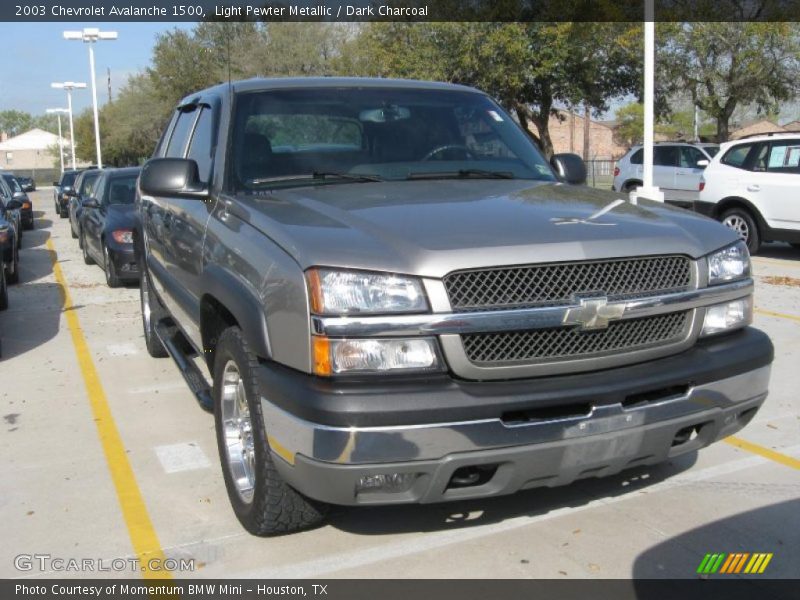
left=107, top=67, right=112, bottom=103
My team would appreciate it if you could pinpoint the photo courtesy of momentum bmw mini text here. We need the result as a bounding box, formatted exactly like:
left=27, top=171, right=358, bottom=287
left=0, top=1, right=798, bottom=599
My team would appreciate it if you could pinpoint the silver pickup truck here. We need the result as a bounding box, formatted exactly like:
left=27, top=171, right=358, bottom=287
left=136, top=78, right=773, bottom=536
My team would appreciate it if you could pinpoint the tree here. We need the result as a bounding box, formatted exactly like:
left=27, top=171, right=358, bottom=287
left=0, top=110, right=34, bottom=137
left=659, top=22, right=800, bottom=141
left=615, top=102, right=716, bottom=146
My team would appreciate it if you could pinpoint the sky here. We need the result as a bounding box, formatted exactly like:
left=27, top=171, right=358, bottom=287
left=0, top=22, right=193, bottom=116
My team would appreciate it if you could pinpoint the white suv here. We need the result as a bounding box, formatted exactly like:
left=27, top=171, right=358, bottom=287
left=698, top=133, right=800, bottom=254
left=612, top=142, right=719, bottom=207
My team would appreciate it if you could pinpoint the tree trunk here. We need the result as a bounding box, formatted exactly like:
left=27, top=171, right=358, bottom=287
left=716, top=118, right=729, bottom=143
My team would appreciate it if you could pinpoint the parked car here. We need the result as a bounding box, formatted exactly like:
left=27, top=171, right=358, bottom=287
left=0, top=176, right=22, bottom=252
left=0, top=217, right=10, bottom=311
left=0, top=199, right=19, bottom=285
left=16, top=176, right=35, bottom=192
left=54, top=169, right=82, bottom=218
left=1, top=172, right=33, bottom=230
left=612, top=142, right=719, bottom=208
left=138, top=78, right=771, bottom=536
left=68, top=168, right=102, bottom=240
left=697, top=133, right=800, bottom=254
left=80, top=167, right=140, bottom=287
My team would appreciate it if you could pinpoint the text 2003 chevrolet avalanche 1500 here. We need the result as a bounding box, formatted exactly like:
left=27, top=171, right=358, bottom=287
left=136, top=78, right=773, bottom=535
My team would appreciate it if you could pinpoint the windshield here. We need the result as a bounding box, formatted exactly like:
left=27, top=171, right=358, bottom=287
left=79, top=171, right=101, bottom=196
left=105, top=175, right=138, bottom=205
left=61, top=171, right=79, bottom=187
left=230, top=87, right=556, bottom=191
left=703, top=145, right=720, bottom=157
left=3, top=175, right=22, bottom=193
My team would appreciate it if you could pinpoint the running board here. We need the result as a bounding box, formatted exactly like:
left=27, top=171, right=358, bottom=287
left=155, top=321, right=214, bottom=412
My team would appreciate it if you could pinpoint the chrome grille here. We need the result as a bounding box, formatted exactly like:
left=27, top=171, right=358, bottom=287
left=444, top=256, right=692, bottom=311
left=462, top=312, right=689, bottom=365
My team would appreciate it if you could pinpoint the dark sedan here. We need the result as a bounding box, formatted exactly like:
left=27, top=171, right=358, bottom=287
left=54, top=169, right=82, bottom=218
left=17, top=176, right=35, bottom=192
left=80, top=167, right=140, bottom=287
left=1, top=172, right=33, bottom=230
left=0, top=216, right=9, bottom=311
left=68, top=168, right=102, bottom=240
left=0, top=202, right=19, bottom=285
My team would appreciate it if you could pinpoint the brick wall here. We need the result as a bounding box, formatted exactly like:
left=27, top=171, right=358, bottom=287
left=529, top=110, right=628, bottom=160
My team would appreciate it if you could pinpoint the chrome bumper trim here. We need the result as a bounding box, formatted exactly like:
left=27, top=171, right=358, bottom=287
left=311, top=278, right=753, bottom=338
left=261, top=364, right=770, bottom=465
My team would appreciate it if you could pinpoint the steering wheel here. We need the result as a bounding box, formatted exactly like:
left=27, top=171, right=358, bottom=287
left=422, top=144, right=476, bottom=161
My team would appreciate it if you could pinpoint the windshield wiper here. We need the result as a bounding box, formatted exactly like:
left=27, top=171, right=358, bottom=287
left=247, top=171, right=383, bottom=187
left=406, top=169, right=515, bottom=180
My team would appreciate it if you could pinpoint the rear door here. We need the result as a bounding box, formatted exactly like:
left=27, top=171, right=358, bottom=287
left=754, top=138, right=800, bottom=230
left=82, top=173, right=107, bottom=260
left=675, top=146, right=710, bottom=197
left=653, top=145, right=679, bottom=190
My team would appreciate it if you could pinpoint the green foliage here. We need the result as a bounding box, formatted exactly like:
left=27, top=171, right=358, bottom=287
left=0, top=110, right=34, bottom=137
left=658, top=22, right=800, bottom=141
left=615, top=102, right=716, bottom=146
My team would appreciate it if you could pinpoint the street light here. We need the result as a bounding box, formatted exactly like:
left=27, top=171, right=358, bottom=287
left=45, top=108, right=69, bottom=174
left=63, top=28, right=118, bottom=169
left=50, top=82, right=86, bottom=170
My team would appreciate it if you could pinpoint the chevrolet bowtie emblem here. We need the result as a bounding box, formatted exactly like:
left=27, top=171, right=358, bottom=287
left=563, top=297, right=626, bottom=331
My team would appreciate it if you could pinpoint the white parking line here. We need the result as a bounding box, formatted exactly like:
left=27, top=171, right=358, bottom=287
left=127, top=381, right=191, bottom=395
left=154, top=443, right=212, bottom=474
left=240, top=445, right=800, bottom=579
left=106, top=342, right=139, bottom=357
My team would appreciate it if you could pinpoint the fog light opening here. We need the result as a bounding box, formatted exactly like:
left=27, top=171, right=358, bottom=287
left=447, top=465, right=499, bottom=490
left=356, top=472, right=418, bottom=495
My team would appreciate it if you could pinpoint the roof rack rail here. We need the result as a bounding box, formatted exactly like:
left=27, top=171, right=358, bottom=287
left=734, top=131, right=790, bottom=140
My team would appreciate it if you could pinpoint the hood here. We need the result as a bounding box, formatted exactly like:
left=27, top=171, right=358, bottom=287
left=233, top=180, right=739, bottom=278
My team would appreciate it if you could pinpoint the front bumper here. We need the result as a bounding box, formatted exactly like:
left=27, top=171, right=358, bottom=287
left=258, top=328, right=772, bottom=505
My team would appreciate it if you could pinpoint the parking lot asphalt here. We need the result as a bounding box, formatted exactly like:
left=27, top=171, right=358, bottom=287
left=1, top=190, right=798, bottom=580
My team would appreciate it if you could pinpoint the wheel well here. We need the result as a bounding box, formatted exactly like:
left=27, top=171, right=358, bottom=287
left=715, top=197, right=766, bottom=233
left=200, top=295, right=239, bottom=369
left=622, top=179, right=642, bottom=191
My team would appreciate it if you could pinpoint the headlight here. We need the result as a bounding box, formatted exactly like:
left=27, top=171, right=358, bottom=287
left=701, top=297, right=752, bottom=337
left=307, top=268, right=428, bottom=315
left=707, top=241, right=750, bottom=285
left=313, top=337, right=442, bottom=375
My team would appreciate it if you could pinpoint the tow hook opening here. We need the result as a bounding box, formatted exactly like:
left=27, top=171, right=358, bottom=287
left=671, top=422, right=710, bottom=447
left=447, top=465, right=499, bottom=489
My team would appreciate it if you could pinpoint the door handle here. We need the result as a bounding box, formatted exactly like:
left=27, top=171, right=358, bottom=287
left=747, top=184, right=760, bottom=192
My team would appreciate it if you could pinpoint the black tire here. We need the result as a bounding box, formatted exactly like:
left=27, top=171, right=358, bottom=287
left=622, top=180, right=642, bottom=193
left=6, top=247, right=19, bottom=285
left=790, top=243, right=800, bottom=251
left=81, top=231, right=94, bottom=265
left=0, top=268, right=8, bottom=311
left=139, top=261, right=168, bottom=358
left=70, top=222, right=77, bottom=239
left=213, top=327, right=328, bottom=536
left=104, top=244, right=121, bottom=288
left=721, top=207, right=761, bottom=255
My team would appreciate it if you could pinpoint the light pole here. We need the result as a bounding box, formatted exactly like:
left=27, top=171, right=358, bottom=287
left=64, top=28, right=118, bottom=169
left=50, top=82, right=86, bottom=170
left=46, top=108, right=69, bottom=174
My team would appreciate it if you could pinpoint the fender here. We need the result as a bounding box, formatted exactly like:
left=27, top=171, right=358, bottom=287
left=715, top=196, right=768, bottom=230
left=202, top=263, right=272, bottom=360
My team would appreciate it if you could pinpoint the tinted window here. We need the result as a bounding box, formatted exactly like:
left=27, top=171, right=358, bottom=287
left=165, top=108, right=199, bottom=158
left=721, top=144, right=754, bottom=168
left=765, top=140, right=800, bottom=173
left=92, top=173, right=107, bottom=202
left=654, top=146, right=679, bottom=167
left=629, top=149, right=643, bottom=164
left=60, top=171, right=79, bottom=187
left=79, top=171, right=101, bottom=197
left=680, top=146, right=708, bottom=168
left=3, top=175, right=22, bottom=192
left=105, top=175, right=138, bottom=205
left=702, top=145, right=720, bottom=157
left=186, top=107, right=214, bottom=183
left=231, top=87, right=556, bottom=190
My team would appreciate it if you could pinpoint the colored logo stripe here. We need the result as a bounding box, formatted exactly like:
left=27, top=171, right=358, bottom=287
left=698, top=552, right=773, bottom=574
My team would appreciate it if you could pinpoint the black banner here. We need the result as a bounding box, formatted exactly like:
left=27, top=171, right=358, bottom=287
left=4, top=0, right=800, bottom=22
left=4, top=579, right=800, bottom=600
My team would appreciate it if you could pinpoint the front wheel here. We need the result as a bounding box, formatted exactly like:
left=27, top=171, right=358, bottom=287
left=0, top=268, right=8, bottom=311
left=213, top=327, right=328, bottom=536
left=139, top=261, right=168, bottom=358
left=721, top=207, right=761, bottom=254
left=6, top=247, right=19, bottom=285
left=81, top=231, right=94, bottom=265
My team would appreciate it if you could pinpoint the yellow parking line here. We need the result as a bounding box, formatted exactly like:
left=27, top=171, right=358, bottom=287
left=725, top=436, right=800, bottom=470
left=47, top=238, right=171, bottom=580
left=755, top=308, right=800, bottom=323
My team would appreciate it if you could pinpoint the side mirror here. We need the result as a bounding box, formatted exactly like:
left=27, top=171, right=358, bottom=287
left=696, top=159, right=709, bottom=168
left=550, top=153, right=587, bottom=185
left=6, top=199, right=22, bottom=210
left=140, top=158, right=208, bottom=199
left=12, top=191, right=26, bottom=200
left=83, top=198, right=100, bottom=209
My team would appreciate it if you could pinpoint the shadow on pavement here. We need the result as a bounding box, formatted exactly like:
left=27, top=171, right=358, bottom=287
left=633, top=499, right=798, bottom=597
left=756, top=243, right=800, bottom=261
left=0, top=281, right=64, bottom=361
left=21, top=221, right=51, bottom=250
left=328, top=451, right=699, bottom=536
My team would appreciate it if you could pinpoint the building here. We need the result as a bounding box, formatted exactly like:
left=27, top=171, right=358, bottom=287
left=0, top=128, right=73, bottom=173
left=532, top=110, right=629, bottom=160
left=729, top=119, right=786, bottom=140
